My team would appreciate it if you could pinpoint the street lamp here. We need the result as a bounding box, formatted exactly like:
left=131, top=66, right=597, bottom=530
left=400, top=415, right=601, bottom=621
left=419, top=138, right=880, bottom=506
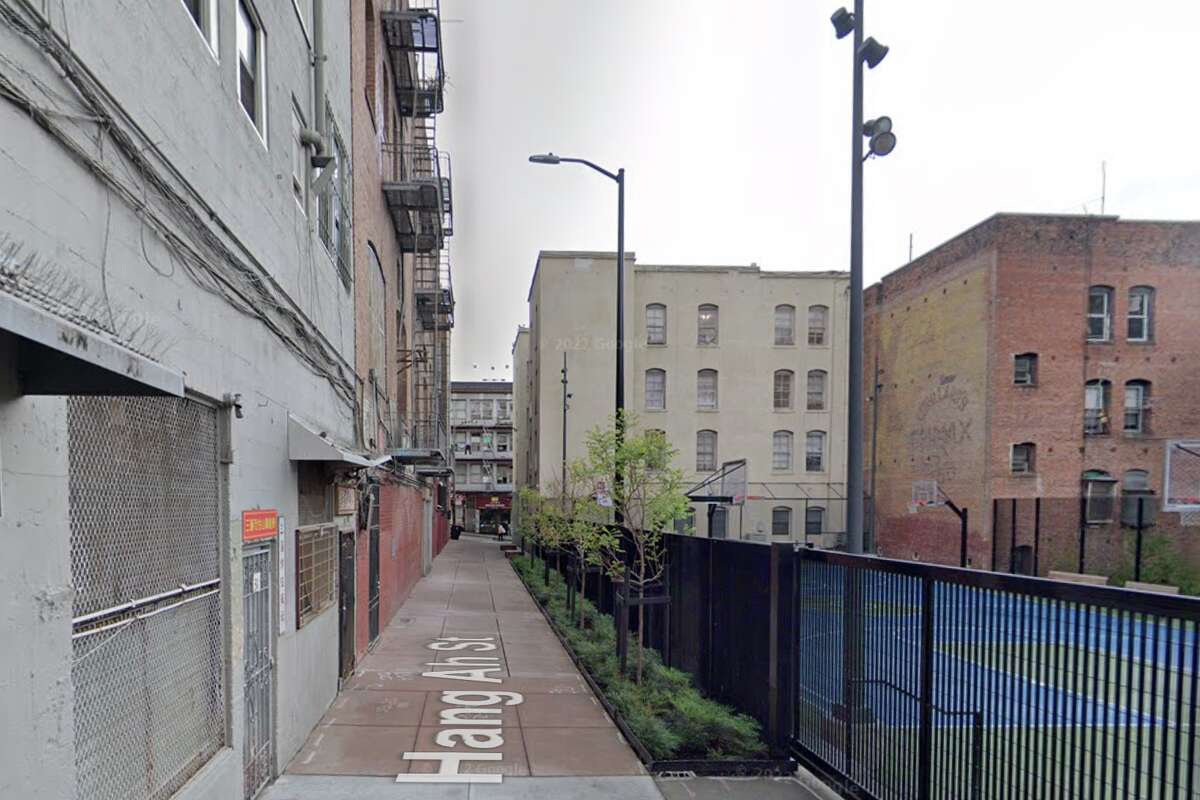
left=830, top=4, right=895, bottom=556
left=528, top=151, right=627, bottom=459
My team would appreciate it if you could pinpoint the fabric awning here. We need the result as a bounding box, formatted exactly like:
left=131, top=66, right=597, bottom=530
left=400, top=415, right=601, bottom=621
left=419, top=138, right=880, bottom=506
left=288, top=414, right=390, bottom=467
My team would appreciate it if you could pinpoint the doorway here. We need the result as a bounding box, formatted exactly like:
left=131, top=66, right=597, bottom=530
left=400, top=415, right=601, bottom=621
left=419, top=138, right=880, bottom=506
left=242, top=546, right=274, bottom=799
left=338, top=532, right=356, bottom=679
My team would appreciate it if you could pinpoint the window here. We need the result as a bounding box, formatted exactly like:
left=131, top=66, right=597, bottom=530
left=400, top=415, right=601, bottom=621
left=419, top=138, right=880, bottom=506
left=496, top=465, right=512, bottom=484
left=774, top=305, right=795, bottom=345
left=496, top=433, right=511, bottom=452
left=1083, top=470, right=1115, bottom=523
left=1123, top=469, right=1150, bottom=492
left=1124, top=380, right=1150, bottom=434
left=674, top=508, right=695, bottom=535
left=451, top=398, right=466, bottom=422
left=773, top=370, right=793, bottom=410
left=646, top=303, right=667, bottom=345
left=318, top=124, right=351, bottom=284
left=710, top=507, right=728, bottom=539
left=498, top=400, right=512, bottom=420
left=697, top=369, right=718, bottom=410
left=236, top=1, right=265, bottom=135
left=469, top=398, right=494, bottom=421
left=1011, top=442, right=1035, bottom=474
left=1128, top=287, right=1154, bottom=342
left=296, top=524, right=337, bottom=627
left=808, top=305, right=829, bottom=346
left=772, top=507, right=792, bottom=536
left=806, top=430, right=826, bottom=472
left=805, top=506, right=825, bottom=536
left=772, top=430, right=793, bottom=471
left=1087, top=286, right=1113, bottom=342
left=807, top=369, right=827, bottom=410
left=1013, top=353, right=1037, bottom=386
left=183, top=0, right=217, bottom=54
left=698, top=304, right=719, bottom=346
left=364, top=0, right=377, bottom=120
left=696, top=430, right=717, bottom=472
left=1084, top=379, right=1111, bottom=435
left=290, top=103, right=307, bottom=209
left=645, top=369, right=666, bottom=410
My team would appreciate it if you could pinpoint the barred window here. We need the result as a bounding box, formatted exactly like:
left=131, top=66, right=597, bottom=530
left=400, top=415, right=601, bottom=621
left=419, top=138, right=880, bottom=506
left=773, top=369, right=793, bottom=410
left=774, top=304, right=795, bottom=345
left=296, top=524, right=337, bottom=627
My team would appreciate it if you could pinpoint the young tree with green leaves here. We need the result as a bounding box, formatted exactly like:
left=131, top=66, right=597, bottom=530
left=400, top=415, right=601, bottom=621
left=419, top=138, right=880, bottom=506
left=585, top=411, right=690, bottom=683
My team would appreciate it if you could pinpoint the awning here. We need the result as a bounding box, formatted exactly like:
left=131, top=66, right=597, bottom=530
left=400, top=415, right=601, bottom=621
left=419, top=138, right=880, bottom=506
left=0, top=288, right=183, bottom=396
left=288, top=414, right=390, bottom=467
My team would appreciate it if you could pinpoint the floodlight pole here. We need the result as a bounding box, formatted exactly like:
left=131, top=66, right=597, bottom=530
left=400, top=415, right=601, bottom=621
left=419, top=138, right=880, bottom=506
left=846, top=0, right=866, bottom=556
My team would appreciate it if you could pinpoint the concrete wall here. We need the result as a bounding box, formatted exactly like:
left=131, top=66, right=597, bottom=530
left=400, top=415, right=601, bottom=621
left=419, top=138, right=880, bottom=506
left=0, top=1, right=355, bottom=796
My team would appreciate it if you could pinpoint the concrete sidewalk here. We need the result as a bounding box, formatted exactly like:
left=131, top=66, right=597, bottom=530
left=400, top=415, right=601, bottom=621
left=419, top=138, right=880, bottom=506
left=263, top=535, right=659, bottom=799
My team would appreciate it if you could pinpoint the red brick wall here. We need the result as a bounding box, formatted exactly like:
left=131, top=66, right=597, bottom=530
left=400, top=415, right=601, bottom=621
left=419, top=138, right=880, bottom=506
left=379, top=481, right=425, bottom=624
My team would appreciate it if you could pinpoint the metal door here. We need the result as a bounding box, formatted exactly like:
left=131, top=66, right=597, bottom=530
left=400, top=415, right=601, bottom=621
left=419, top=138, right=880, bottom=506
left=338, top=532, right=356, bottom=678
left=367, top=485, right=381, bottom=642
left=243, top=546, right=274, bottom=799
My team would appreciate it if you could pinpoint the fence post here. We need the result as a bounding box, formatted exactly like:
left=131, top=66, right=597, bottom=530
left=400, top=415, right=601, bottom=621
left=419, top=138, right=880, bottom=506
left=1134, top=497, right=1145, bottom=582
left=1033, top=497, right=1041, bottom=576
left=917, top=576, right=934, bottom=800
left=1078, top=495, right=1088, bottom=574
left=959, top=506, right=969, bottom=568
left=1009, top=498, right=1017, bottom=573
left=990, top=497, right=998, bottom=572
left=767, top=545, right=780, bottom=750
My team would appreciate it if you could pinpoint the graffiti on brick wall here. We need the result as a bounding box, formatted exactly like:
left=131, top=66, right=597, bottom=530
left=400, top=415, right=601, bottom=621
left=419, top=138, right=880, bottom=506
left=907, top=374, right=975, bottom=478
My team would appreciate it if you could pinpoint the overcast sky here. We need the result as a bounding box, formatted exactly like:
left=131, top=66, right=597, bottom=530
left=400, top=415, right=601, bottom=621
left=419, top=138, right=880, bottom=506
left=439, top=0, right=1200, bottom=382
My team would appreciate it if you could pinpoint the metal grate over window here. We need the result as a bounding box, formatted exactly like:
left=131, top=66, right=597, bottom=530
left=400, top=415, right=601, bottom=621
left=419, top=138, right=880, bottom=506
left=68, top=396, right=224, bottom=800
left=296, top=524, right=337, bottom=627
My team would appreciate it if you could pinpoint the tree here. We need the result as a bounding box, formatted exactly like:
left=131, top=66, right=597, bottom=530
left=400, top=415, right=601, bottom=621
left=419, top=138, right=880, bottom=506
left=556, top=459, right=621, bottom=627
left=585, top=412, right=689, bottom=683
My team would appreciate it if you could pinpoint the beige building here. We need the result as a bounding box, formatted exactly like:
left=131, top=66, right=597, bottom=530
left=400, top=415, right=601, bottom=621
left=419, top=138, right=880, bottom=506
left=513, top=251, right=849, bottom=544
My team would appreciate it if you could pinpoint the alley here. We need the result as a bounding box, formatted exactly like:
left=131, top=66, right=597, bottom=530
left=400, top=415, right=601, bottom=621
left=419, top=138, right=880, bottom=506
left=263, top=535, right=661, bottom=800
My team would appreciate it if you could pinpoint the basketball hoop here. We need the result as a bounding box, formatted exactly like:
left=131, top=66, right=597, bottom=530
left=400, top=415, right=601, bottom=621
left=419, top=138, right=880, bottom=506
left=1164, top=440, right=1200, bottom=513
left=911, top=480, right=944, bottom=510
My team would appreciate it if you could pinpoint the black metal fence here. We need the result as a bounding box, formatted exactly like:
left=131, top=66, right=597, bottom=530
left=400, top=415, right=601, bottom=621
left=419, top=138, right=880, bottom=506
left=531, top=531, right=1200, bottom=798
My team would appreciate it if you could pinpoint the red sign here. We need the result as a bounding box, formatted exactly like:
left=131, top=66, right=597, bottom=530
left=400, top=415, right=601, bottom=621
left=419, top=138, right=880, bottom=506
left=242, top=509, right=279, bottom=542
left=474, top=495, right=512, bottom=510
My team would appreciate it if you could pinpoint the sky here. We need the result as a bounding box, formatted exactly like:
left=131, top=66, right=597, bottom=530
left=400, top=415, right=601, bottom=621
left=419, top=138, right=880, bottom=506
left=439, top=0, right=1200, bottom=382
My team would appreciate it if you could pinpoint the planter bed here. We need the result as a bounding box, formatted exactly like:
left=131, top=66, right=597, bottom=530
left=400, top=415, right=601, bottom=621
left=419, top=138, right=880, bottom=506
left=511, top=555, right=795, bottom=777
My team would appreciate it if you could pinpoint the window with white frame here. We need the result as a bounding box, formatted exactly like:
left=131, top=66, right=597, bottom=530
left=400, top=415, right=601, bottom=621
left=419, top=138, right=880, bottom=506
left=318, top=124, right=351, bottom=284
left=773, top=370, right=793, bottom=410
left=1084, top=379, right=1110, bottom=435
left=774, top=305, right=795, bottom=345
left=696, top=430, right=717, bottom=472
left=451, top=398, right=466, bottom=422
left=498, top=400, right=512, bottom=420
left=808, top=305, right=828, bottom=346
left=1083, top=470, right=1115, bottom=523
left=1013, top=353, right=1037, bottom=386
left=646, top=303, right=667, bottom=345
left=182, top=0, right=218, bottom=54
left=1087, top=286, right=1113, bottom=342
left=805, top=430, right=825, bottom=472
left=1011, top=442, right=1035, bottom=474
left=772, top=430, right=793, bottom=471
left=805, top=506, right=824, bottom=536
left=1128, top=287, right=1154, bottom=342
left=496, top=433, right=511, bottom=452
left=1124, top=380, right=1149, bottom=433
left=697, top=369, right=718, bottom=410
left=698, top=304, right=719, bottom=346
left=807, top=369, right=827, bottom=410
left=645, top=369, right=666, bottom=410
left=771, top=506, right=792, bottom=536
left=469, top=398, right=494, bottom=421
left=236, top=1, right=265, bottom=135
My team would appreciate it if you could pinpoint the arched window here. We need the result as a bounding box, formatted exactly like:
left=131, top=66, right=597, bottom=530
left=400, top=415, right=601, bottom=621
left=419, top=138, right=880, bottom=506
left=805, top=430, right=826, bottom=472
left=1084, top=379, right=1111, bottom=435
left=771, top=506, right=792, bottom=536
left=365, top=0, right=378, bottom=117
left=773, top=370, right=794, bottom=410
left=645, top=369, right=666, bottom=410
left=697, top=369, right=718, bottom=410
left=808, top=305, right=829, bottom=346
left=1123, top=469, right=1150, bottom=492
left=696, top=430, right=718, bottom=472
left=1124, top=380, right=1150, bottom=433
left=774, top=304, right=795, bottom=345
left=697, top=304, right=719, bottom=345
left=805, top=506, right=825, bottom=536
left=1083, top=470, right=1115, bottom=523
left=807, top=369, right=827, bottom=410
left=772, top=430, right=793, bottom=471
left=1128, top=287, right=1154, bottom=342
left=646, top=303, right=667, bottom=345
left=1011, top=442, right=1035, bottom=474
left=1087, top=286, right=1114, bottom=341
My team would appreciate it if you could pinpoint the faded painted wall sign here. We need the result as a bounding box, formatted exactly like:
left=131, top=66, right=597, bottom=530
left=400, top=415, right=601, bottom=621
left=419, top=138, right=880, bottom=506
left=907, top=374, right=977, bottom=477
left=394, top=636, right=523, bottom=784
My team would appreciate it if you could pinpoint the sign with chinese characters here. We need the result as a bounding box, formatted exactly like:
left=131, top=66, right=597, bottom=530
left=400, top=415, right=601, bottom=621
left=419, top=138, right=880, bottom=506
left=242, top=508, right=279, bottom=542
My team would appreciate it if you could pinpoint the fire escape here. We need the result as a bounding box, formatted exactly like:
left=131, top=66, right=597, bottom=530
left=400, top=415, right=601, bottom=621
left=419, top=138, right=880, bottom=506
left=381, top=0, right=454, bottom=472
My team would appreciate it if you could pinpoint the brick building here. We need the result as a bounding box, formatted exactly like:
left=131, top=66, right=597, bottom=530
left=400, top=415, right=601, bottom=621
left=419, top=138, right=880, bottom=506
left=865, top=214, right=1200, bottom=580
left=450, top=380, right=514, bottom=533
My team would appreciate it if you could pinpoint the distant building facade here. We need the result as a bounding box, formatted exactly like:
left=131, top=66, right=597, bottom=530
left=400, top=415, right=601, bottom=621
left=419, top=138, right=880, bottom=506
left=513, top=252, right=849, bottom=544
left=865, top=214, right=1200, bottom=577
left=451, top=381, right=514, bottom=532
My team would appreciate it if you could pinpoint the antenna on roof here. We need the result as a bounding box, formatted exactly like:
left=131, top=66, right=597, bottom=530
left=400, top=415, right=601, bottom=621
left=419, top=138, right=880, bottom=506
left=908, top=233, right=913, bottom=263
left=1100, top=161, right=1107, bottom=215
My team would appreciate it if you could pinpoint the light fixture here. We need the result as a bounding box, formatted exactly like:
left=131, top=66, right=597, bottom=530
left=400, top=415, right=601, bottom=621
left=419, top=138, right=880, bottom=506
left=859, top=37, right=888, bottom=68
left=863, top=116, right=891, bottom=136
left=528, top=153, right=561, bottom=165
left=830, top=7, right=854, bottom=39
left=868, top=130, right=896, bottom=157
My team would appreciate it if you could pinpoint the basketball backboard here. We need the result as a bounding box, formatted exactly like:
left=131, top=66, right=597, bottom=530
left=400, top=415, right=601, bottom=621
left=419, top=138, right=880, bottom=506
left=911, top=479, right=944, bottom=509
left=1164, top=440, right=1200, bottom=512
left=718, top=459, right=747, bottom=506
